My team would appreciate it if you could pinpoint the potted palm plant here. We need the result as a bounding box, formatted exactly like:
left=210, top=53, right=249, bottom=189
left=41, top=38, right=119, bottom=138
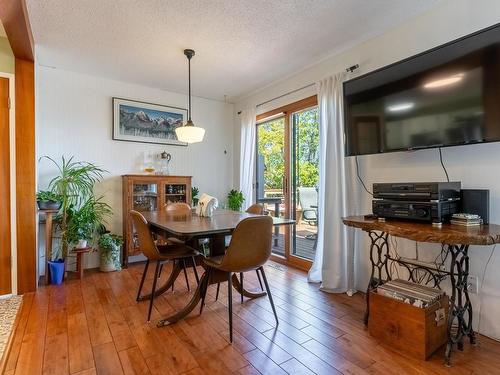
left=98, top=233, right=123, bottom=272
left=40, top=156, right=110, bottom=284
left=42, top=156, right=107, bottom=258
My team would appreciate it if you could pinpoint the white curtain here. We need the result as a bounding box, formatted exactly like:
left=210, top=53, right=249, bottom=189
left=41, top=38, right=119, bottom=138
left=239, top=108, right=257, bottom=210
left=308, top=73, right=358, bottom=295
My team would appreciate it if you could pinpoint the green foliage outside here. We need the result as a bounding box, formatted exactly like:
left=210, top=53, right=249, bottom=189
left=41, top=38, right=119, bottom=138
left=257, top=108, right=319, bottom=190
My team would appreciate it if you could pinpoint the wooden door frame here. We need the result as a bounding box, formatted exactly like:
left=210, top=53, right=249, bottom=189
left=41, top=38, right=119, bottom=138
left=0, top=73, right=15, bottom=295
left=256, top=95, right=317, bottom=271
left=0, top=0, right=37, bottom=293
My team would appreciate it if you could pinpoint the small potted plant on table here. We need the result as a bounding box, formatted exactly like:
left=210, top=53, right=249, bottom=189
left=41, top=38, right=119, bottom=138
left=227, top=189, right=245, bottom=212
left=192, top=186, right=200, bottom=207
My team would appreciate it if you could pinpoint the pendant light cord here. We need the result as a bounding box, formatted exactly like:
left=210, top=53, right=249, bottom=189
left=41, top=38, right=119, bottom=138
left=188, top=56, right=192, bottom=121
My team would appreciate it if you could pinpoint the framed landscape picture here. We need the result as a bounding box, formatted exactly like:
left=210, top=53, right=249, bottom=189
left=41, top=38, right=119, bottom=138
left=112, top=98, right=188, bottom=146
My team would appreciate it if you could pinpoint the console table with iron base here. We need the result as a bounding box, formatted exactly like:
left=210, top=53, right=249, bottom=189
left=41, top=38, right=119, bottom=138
left=343, top=216, right=500, bottom=367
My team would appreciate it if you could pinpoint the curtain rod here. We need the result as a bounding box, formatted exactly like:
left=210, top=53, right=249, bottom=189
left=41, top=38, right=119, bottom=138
left=237, top=64, right=359, bottom=115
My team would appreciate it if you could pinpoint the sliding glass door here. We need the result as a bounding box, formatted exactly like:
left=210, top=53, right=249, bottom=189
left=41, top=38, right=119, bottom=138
left=256, top=115, right=288, bottom=257
left=255, top=96, right=319, bottom=269
left=291, top=107, right=319, bottom=262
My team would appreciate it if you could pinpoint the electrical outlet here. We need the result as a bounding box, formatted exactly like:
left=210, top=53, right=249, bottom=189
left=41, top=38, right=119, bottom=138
left=467, top=275, right=479, bottom=294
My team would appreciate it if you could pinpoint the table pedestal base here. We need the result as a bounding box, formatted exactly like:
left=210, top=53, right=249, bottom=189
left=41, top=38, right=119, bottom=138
left=156, top=267, right=266, bottom=327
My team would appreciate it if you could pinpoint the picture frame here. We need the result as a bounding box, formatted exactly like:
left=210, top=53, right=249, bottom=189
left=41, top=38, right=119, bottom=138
left=112, top=97, right=188, bottom=146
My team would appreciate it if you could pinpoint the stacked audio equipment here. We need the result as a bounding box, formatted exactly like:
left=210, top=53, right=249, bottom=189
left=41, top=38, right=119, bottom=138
left=372, top=182, right=461, bottom=223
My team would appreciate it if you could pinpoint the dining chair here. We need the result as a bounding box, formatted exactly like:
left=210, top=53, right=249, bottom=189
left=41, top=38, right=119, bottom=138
left=245, top=203, right=265, bottom=214
left=161, top=202, right=196, bottom=290
left=217, top=203, right=266, bottom=300
left=201, top=216, right=278, bottom=342
left=130, top=210, right=199, bottom=321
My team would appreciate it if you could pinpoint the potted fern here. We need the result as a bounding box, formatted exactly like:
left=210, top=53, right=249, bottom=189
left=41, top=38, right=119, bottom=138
left=36, top=190, right=63, bottom=210
left=66, top=196, right=112, bottom=249
left=98, top=233, right=123, bottom=272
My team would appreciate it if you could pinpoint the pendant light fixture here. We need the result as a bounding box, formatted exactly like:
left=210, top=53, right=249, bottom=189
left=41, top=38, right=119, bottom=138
left=175, top=49, right=206, bottom=143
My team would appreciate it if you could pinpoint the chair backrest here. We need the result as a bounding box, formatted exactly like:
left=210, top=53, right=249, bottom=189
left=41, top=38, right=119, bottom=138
left=129, top=210, right=160, bottom=260
left=298, top=187, right=318, bottom=209
left=165, top=202, right=191, bottom=215
left=246, top=203, right=264, bottom=215
left=218, top=216, right=273, bottom=272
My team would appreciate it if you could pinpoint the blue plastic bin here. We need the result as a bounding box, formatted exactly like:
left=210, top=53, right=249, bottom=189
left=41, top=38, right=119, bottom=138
left=48, top=259, right=65, bottom=285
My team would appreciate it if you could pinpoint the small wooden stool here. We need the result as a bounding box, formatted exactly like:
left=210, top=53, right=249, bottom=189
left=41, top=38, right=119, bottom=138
left=72, top=247, right=93, bottom=279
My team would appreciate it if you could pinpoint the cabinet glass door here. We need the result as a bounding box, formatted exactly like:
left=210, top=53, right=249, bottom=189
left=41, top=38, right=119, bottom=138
left=133, top=183, right=158, bottom=211
left=165, top=184, right=187, bottom=204
left=132, top=182, right=158, bottom=251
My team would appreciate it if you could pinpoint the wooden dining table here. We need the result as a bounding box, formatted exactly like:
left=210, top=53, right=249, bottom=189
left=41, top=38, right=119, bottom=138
left=139, top=209, right=295, bottom=327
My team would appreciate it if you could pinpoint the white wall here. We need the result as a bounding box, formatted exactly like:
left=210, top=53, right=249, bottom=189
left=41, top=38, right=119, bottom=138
left=234, top=0, right=500, bottom=341
left=36, top=66, right=234, bottom=269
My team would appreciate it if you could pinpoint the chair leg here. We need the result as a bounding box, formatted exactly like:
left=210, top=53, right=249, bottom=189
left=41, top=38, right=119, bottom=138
left=158, top=263, right=163, bottom=279
left=215, top=283, right=220, bottom=301
left=259, top=266, right=279, bottom=326
left=171, top=260, right=175, bottom=292
left=227, top=272, right=233, bottom=343
left=136, top=260, right=149, bottom=302
left=240, top=272, right=244, bottom=304
left=191, top=256, right=200, bottom=285
left=256, top=269, right=264, bottom=291
left=148, top=260, right=161, bottom=322
left=199, top=268, right=211, bottom=315
left=182, top=259, right=190, bottom=291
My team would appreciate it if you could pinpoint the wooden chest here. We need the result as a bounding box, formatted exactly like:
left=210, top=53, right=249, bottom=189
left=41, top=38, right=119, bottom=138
left=368, top=291, right=448, bottom=360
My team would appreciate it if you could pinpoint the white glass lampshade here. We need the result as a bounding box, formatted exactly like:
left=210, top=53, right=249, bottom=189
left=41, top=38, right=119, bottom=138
left=175, top=121, right=205, bottom=144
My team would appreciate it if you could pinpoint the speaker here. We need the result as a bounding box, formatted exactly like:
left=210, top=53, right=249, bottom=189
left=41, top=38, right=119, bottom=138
left=460, top=189, right=490, bottom=224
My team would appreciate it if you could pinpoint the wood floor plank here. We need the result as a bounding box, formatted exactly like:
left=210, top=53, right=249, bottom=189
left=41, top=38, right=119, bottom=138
left=234, top=364, right=261, bottom=375
left=13, top=332, right=45, bottom=375
left=46, top=286, right=68, bottom=337
left=73, top=369, right=97, bottom=375
left=262, top=329, right=342, bottom=375
left=242, top=349, right=287, bottom=375
left=102, top=303, right=137, bottom=352
left=67, top=312, right=95, bottom=374
left=84, top=301, right=113, bottom=346
left=300, top=328, right=375, bottom=369
left=93, top=342, right=124, bottom=375
left=279, top=358, right=316, bottom=375
left=4, top=293, right=34, bottom=372
left=151, top=326, right=199, bottom=374
left=118, top=346, right=151, bottom=375
left=42, top=332, right=69, bottom=375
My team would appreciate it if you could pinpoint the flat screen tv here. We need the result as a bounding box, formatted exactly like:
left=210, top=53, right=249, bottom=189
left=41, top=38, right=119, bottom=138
left=343, top=23, right=500, bottom=156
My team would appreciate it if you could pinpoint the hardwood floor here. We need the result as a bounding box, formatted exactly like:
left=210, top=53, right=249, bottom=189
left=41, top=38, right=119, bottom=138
left=4, top=261, right=500, bottom=375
